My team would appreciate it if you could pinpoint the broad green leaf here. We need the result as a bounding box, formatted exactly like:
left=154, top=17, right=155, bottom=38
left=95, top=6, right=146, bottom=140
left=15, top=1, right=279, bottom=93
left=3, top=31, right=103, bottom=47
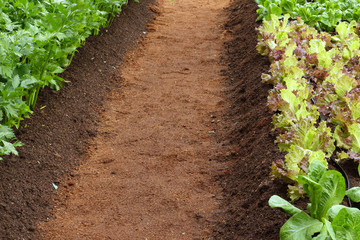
left=346, top=187, right=360, bottom=203
left=12, top=75, right=20, bottom=89
left=269, top=195, right=302, bottom=216
left=280, top=0, right=296, bottom=15
left=270, top=3, right=283, bottom=17
left=313, top=219, right=333, bottom=240
left=298, top=175, right=322, bottom=210
left=321, top=9, right=342, bottom=31
left=280, top=211, right=323, bottom=240
left=315, top=171, right=346, bottom=220
left=308, top=160, right=326, bottom=183
left=332, top=208, right=360, bottom=240
left=328, top=205, right=347, bottom=221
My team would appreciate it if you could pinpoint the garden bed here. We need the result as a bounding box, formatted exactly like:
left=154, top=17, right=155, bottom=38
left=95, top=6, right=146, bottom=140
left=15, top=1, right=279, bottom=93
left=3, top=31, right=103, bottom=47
left=214, top=0, right=360, bottom=239
left=0, top=1, right=156, bottom=239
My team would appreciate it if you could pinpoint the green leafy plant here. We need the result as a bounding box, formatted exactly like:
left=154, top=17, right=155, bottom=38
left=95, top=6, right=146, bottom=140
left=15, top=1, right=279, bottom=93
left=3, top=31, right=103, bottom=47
left=255, top=0, right=360, bottom=32
left=270, top=160, right=360, bottom=239
left=257, top=15, right=360, bottom=199
left=0, top=0, right=136, bottom=158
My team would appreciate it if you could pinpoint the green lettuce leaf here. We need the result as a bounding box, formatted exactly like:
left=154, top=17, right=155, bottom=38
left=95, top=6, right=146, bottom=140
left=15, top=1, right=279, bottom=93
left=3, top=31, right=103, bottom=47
left=332, top=208, right=360, bottom=240
left=279, top=211, right=323, bottom=240
left=269, top=195, right=302, bottom=216
left=346, top=187, right=360, bottom=203
left=314, top=170, right=346, bottom=219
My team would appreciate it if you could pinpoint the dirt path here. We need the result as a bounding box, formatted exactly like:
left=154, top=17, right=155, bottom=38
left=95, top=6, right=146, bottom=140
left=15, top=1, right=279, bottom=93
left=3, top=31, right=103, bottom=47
left=39, top=0, right=229, bottom=239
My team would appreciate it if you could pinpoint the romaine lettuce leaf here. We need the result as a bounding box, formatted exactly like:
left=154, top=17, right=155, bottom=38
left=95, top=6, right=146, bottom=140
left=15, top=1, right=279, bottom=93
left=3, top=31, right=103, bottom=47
left=280, top=211, right=323, bottom=240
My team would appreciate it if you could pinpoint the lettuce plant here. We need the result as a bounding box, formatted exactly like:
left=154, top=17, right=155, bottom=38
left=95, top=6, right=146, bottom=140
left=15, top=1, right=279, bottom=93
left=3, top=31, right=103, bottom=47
left=255, top=0, right=360, bottom=32
left=270, top=160, right=360, bottom=240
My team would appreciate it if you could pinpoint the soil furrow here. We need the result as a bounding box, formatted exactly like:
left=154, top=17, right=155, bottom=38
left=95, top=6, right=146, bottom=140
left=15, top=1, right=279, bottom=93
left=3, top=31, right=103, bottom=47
left=212, top=0, right=291, bottom=239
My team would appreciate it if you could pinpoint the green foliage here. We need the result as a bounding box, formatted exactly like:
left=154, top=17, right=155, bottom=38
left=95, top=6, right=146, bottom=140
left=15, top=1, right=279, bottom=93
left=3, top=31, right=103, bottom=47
left=258, top=15, right=360, bottom=200
left=269, top=161, right=360, bottom=240
left=255, top=0, right=360, bottom=32
left=257, top=7, right=360, bottom=240
left=0, top=0, right=133, bottom=157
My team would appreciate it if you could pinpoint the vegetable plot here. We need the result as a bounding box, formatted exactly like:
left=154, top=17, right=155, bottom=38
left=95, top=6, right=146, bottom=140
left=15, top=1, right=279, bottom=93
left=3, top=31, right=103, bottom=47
left=0, top=0, right=131, bottom=158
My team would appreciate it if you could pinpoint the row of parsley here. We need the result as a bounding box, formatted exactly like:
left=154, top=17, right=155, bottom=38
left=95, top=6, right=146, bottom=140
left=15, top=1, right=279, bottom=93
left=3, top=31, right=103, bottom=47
left=0, top=0, right=133, bottom=157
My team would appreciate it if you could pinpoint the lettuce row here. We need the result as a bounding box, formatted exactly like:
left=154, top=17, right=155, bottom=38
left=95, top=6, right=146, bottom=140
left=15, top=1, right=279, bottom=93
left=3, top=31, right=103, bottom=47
left=255, top=0, right=360, bottom=32
left=258, top=15, right=360, bottom=200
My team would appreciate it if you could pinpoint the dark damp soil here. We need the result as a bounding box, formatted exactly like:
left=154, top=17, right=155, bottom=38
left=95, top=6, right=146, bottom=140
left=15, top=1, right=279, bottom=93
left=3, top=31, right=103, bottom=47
left=213, top=0, right=290, bottom=239
left=0, top=1, right=156, bottom=239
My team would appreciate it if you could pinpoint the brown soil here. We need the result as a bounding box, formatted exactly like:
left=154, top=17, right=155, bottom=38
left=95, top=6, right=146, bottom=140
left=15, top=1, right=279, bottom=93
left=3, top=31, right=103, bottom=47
left=38, top=0, right=229, bottom=239
left=212, top=0, right=290, bottom=239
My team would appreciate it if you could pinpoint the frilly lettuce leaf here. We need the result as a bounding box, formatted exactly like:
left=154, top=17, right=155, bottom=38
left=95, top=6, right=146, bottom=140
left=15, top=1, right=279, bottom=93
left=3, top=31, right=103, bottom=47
left=335, top=21, right=357, bottom=42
